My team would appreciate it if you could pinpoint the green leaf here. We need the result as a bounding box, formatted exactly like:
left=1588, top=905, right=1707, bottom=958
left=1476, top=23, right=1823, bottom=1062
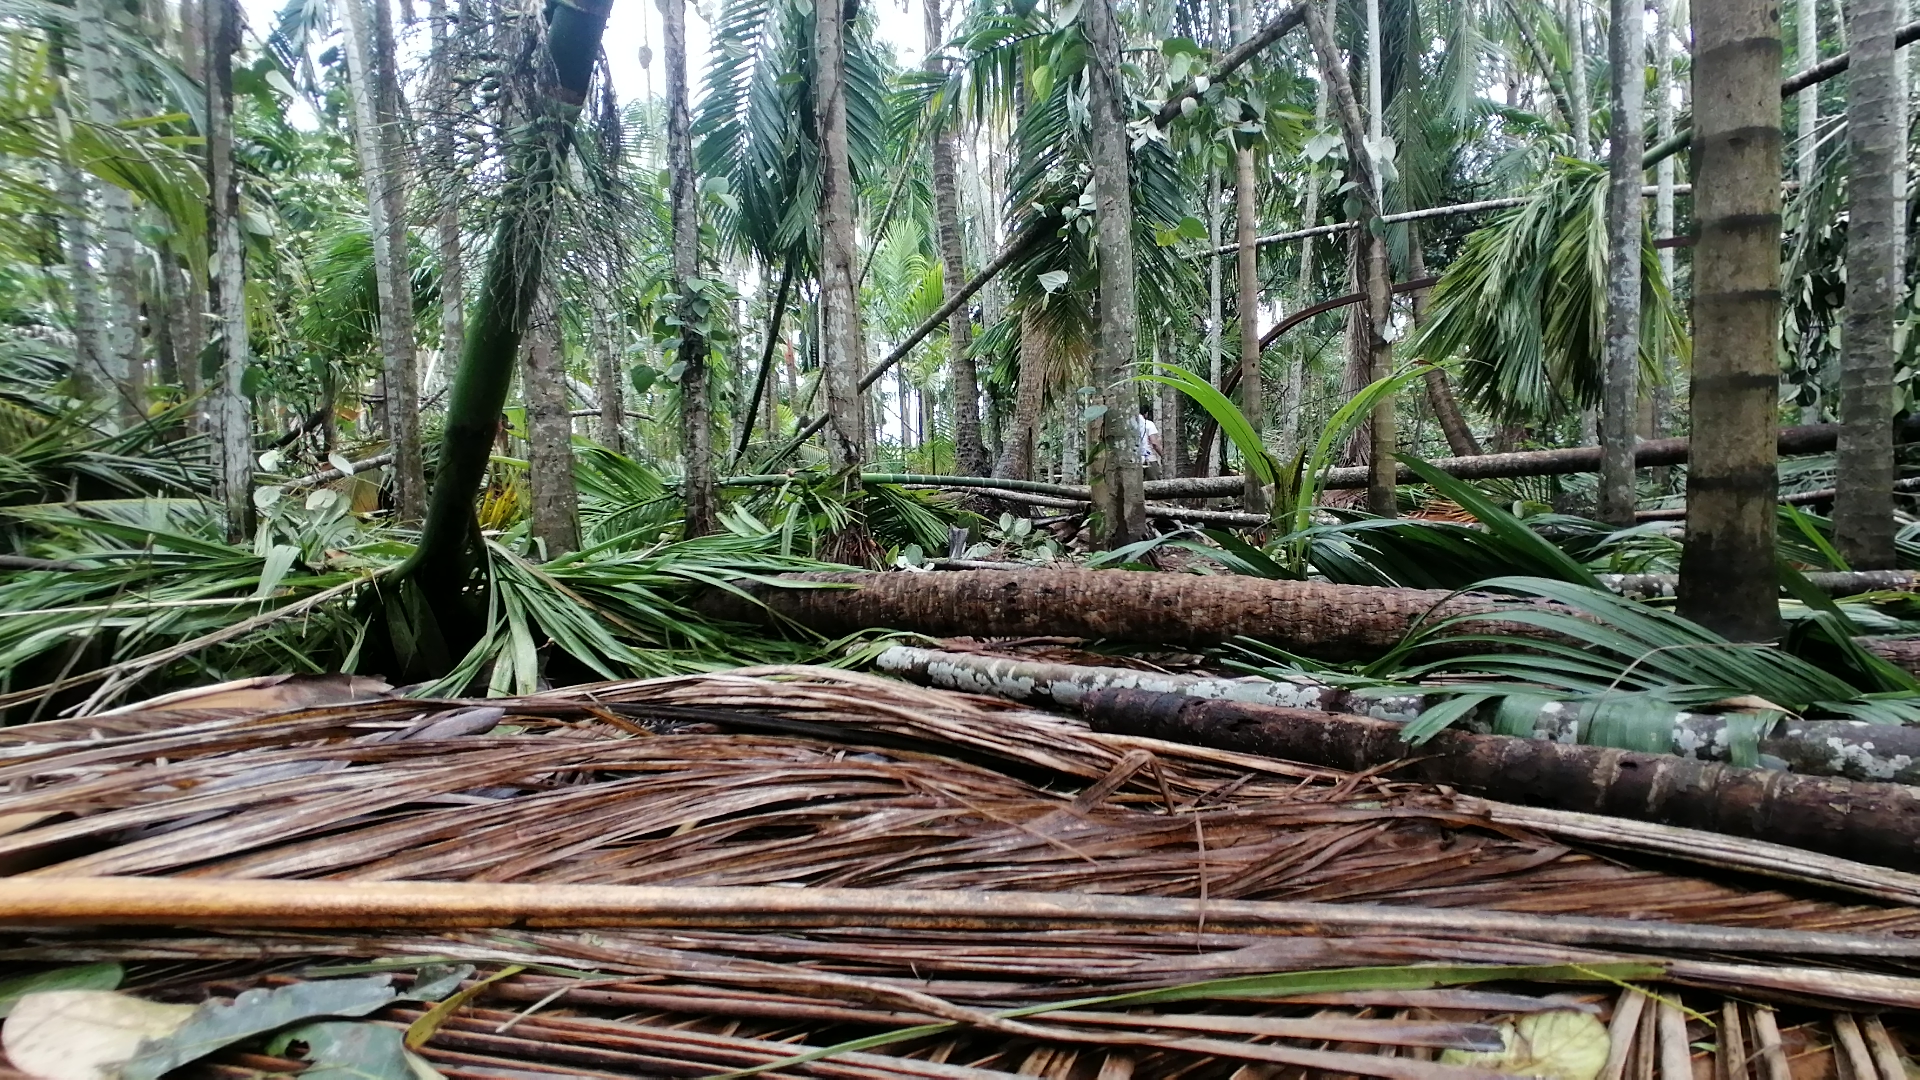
left=404, top=965, right=524, bottom=1050
left=0, top=963, right=122, bottom=1018
left=271, top=1021, right=442, bottom=1080
left=1396, top=454, right=1600, bottom=587
left=121, top=976, right=401, bottom=1080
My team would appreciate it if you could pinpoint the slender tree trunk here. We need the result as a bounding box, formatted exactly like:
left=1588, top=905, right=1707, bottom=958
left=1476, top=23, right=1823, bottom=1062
left=1408, top=234, right=1480, bottom=457
left=522, top=287, right=580, bottom=557
left=1598, top=0, right=1646, bottom=526
left=1566, top=0, right=1591, bottom=155
left=1160, top=334, right=1184, bottom=478
left=589, top=292, right=624, bottom=451
left=342, top=0, right=426, bottom=522
left=1279, top=48, right=1328, bottom=463
left=1676, top=0, right=1783, bottom=641
left=660, top=0, right=713, bottom=535
left=1307, top=1, right=1393, bottom=516
left=74, top=0, right=142, bottom=428
left=994, top=313, right=1048, bottom=480
left=151, top=249, right=182, bottom=393
left=1235, top=145, right=1266, bottom=513
left=1797, top=0, right=1820, bottom=188
left=53, top=156, right=106, bottom=400
left=735, top=257, right=794, bottom=466
left=1204, top=0, right=1223, bottom=478
left=1084, top=0, right=1148, bottom=546
left=1834, top=0, right=1905, bottom=568
left=429, top=0, right=466, bottom=382
left=814, top=0, right=868, bottom=472
left=205, top=0, right=252, bottom=543
left=1651, top=0, right=1675, bottom=448
left=926, top=0, right=985, bottom=476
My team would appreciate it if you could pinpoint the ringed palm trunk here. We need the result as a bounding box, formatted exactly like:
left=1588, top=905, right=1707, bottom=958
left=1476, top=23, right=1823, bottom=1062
left=522, top=287, right=580, bottom=557
left=1675, top=0, right=1782, bottom=641
left=661, top=0, right=714, bottom=535
left=392, top=0, right=612, bottom=667
left=589, top=292, right=624, bottom=452
left=814, top=0, right=868, bottom=473
left=429, top=0, right=465, bottom=382
left=926, top=0, right=986, bottom=476
left=1833, top=0, right=1904, bottom=569
left=1597, top=0, right=1645, bottom=526
left=75, top=0, right=143, bottom=428
left=341, top=0, right=426, bottom=522
left=1235, top=143, right=1266, bottom=514
left=1306, top=1, right=1393, bottom=517
left=1083, top=0, right=1148, bottom=547
left=993, top=312, right=1049, bottom=480
left=204, top=0, right=252, bottom=543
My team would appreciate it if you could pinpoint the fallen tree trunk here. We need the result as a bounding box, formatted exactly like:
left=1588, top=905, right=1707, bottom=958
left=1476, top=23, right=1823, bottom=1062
left=1148, top=417, right=1920, bottom=500
left=1080, top=689, right=1920, bottom=872
left=702, top=569, right=1494, bottom=661
left=876, top=645, right=1920, bottom=784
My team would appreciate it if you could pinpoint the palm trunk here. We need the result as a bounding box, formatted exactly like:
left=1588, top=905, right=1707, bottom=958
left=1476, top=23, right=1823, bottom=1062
left=1597, top=0, right=1646, bottom=526
left=341, top=0, right=426, bottom=522
left=1084, top=0, right=1148, bottom=547
left=429, top=0, right=466, bottom=382
left=1834, top=0, right=1905, bottom=569
left=1235, top=145, right=1266, bottom=514
left=1651, top=0, right=1675, bottom=448
left=926, top=0, right=986, bottom=476
left=1279, top=48, right=1328, bottom=463
left=75, top=0, right=143, bottom=428
left=813, top=0, right=868, bottom=472
left=590, top=292, right=624, bottom=451
left=204, top=0, right=251, bottom=543
left=522, top=287, right=580, bottom=557
left=734, top=257, right=794, bottom=467
left=53, top=155, right=107, bottom=401
left=1797, top=0, right=1820, bottom=190
left=993, top=312, right=1048, bottom=480
left=398, top=0, right=611, bottom=648
left=1408, top=234, right=1481, bottom=457
left=1565, top=0, right=1591, bottom=155
left=1306, top=2, right=1394, bottom=517
left=1204, top=0, right=1223, bottom=478
left=1676, top=0, right=1783, bottom=641
left=660, top=0, right=713, bottom=535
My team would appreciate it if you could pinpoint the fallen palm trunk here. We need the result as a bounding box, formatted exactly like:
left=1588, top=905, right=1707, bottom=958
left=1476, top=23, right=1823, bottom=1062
left=1081, top=689, right=1920, bottom=872
left=1146, top=416, right=1920, bottom=499
left=1599, top=570, right=1920, bottom=599
left=875, top=645, right=1920, bottom=784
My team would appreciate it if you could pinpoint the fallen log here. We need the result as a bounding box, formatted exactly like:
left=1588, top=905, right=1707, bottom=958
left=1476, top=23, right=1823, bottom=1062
left=1080, top=689, right=1920, bottom=872
left=876, top=645, right=1920, bottom=784
left=701, top=569, right=1494, bottom=661
left=1148, top=416, right=1920, bottom=499
left=1598, top=570, right=1920, bottom=599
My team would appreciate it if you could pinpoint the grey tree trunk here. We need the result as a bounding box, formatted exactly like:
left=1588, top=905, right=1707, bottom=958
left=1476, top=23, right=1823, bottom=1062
left=1651, top=0, right=1676, bottom=444
left=1597, top=0, right=1646, bottom=526
left=523, top=288, right=580, bottom=557
left=1408, top=232, right=1481, bottom=457
left=1083, top=0, right=1148, bottom=547
left=994, top=313, right=1048, bottom=480
left=1676, top=0, right=1783, bottom=641
left=1834, top=0, right=1906, bottom=568
left=429, top=0, right=465, bottom=381
left=660, top=0, right=714, bottom=535
left=1307, top=0, right=1394, bottom=517
left=926, top=0, right=986, bottom=476
left=813, top=0, right=868, bottom=472
left=341, top=0, right=426, bottom=522
left=1235, top=145, right=1266, bottom=514
left=73, top=0, right=141, bottom=426
left=1566, top=0, right=1591, bottom=155
left=1798, top=0, right=1819, bottom=188
left=54, top=156, right=106, bottom=401
left=205, top=0, right=252, bottom=543
left=1281, top=52, right=1328, bottom=462
left=590, top=292, right=624, bottom=451
left=1204, top=0, right=1223, bottom=478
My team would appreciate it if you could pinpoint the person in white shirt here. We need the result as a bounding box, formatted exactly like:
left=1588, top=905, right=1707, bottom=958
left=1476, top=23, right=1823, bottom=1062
left=1139, top=412, right=1162, bottom=480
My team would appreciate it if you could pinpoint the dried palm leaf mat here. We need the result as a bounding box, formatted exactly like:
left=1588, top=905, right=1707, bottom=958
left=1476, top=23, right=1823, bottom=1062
left=0, top=667, right=1914, bottom=1080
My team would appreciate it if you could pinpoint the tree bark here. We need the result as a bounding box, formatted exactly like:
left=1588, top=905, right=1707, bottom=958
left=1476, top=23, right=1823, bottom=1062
left=589, top=292, right=624, bottom=451
left=522, top=288, right=580, bottom=557
left=1565, top=0, right=1591, bottom=155
left=1677, top=0, right=1783, bottom=641
left=1797, top=0, right=1820, bottom=189
left=1834, top=0, right=1904, bottom=569
left=74, top=0, right=142, bottom=428
left=1235, top=144, right=1266, bottom=514
left=1204, top=0, right=1224, bottom=479
left=1408, top=235, right=1481, bottom=458
left=661, top=0, right=713, bottom=536
left=814, top=0, right=869, bottom=472
left=204, top=0, right=252, bottom=543
left=927, top=0, right=986, bottom=477
left=342, top=0, right=426, bottom=522
left=1080, top=689, right=1920, bottom=872
left=734, top=257, right=793, bottom=466
left=994, top=312, right=1049, bottom=480
left=1651, top=0, right=1676, bottom=448
left=429, top=0, right=466, bottom=389
left=1306, top=2, right=1394, bottom=516
left=1083, top=0, right=1148, bottom=546
left=1597, top=0, right=1645, bottom=526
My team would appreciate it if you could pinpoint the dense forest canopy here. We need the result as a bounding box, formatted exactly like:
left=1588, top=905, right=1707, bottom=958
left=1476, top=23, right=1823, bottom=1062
left=2, top=0, right=1919, bottom=714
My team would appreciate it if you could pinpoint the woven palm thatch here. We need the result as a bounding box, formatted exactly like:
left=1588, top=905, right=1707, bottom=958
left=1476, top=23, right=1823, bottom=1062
left=0, top=667, right=1914, bottom=1078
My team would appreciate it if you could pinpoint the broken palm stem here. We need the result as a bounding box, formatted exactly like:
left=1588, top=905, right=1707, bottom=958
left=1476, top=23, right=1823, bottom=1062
left=874, top=645, right=1920, bottom=785
left=1081, top=689, right=1920, bottom=873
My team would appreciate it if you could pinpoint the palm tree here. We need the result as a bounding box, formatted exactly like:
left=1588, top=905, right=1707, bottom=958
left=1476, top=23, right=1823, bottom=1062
left=662, top=0, right=714, bottom=535
left=205, top=0, right=252, bottom=544
left=925, top=0, right=987, bottom=477
left=814, top=0, right=868, bottom=473
left=1674, top=0, right=1783, bottom=641
left=1596, top=0, right=1644, bottom=526
left=1832, top=0, right=1903, bottom=569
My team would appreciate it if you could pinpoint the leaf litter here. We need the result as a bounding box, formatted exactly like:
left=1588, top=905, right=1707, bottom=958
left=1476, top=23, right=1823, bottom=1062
left=0, top=666, right=1911, bottom=1079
